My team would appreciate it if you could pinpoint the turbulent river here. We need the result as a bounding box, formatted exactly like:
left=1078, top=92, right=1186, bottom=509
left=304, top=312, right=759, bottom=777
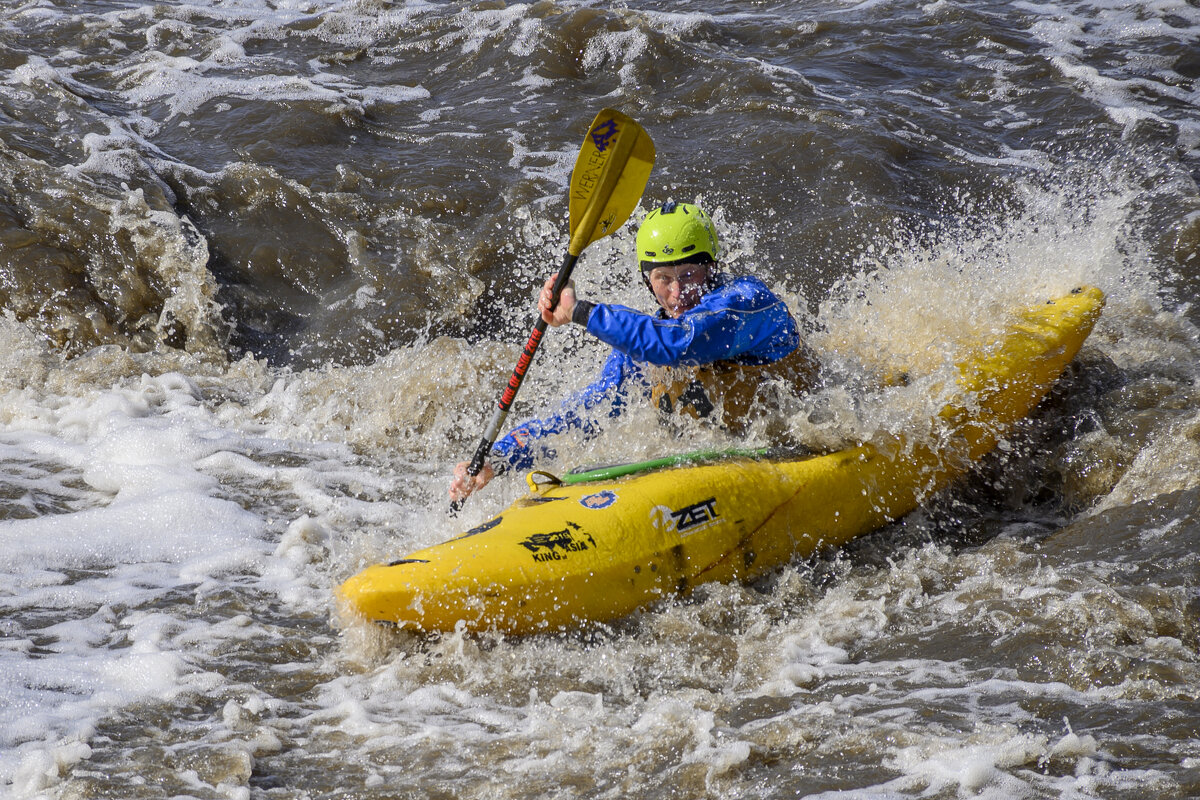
left=2, top=1, right=1199, bottom=798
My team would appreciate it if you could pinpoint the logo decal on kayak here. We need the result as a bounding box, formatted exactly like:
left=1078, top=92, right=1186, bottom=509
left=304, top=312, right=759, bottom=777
left=519, top=522, right=597, bottom=563
left=580, top=490, right=618, bottom=510
left=650, top=497, right=721, bottom=537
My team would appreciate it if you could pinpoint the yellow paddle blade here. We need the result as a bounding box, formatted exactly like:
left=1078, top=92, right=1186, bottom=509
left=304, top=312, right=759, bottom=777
left=567, top=108, right=655, bottom=257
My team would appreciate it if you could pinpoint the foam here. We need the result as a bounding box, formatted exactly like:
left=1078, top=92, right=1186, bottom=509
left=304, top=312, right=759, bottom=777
left=1019, top=0, right=1200, bottom=155
left=0, top=371, right=284, bottom=792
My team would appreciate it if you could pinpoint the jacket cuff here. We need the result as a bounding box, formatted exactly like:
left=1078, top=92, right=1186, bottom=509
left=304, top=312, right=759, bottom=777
left=572, top=300, right=595, bottom=327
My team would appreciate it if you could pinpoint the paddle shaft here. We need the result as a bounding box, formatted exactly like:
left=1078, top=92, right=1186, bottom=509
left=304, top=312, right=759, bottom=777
left=463, top=251, right=578, bottom=478
left=451, top=108, right=653, bottom=513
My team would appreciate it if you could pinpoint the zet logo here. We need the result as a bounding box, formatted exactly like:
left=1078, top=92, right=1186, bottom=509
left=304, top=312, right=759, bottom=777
left=650, top=497, right=721, bottom=537
left=590, top=119, right=618, bottom=152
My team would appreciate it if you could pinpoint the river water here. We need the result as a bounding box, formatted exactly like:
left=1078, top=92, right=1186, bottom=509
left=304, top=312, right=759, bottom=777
left=2, top=1, right=1199, bottom=798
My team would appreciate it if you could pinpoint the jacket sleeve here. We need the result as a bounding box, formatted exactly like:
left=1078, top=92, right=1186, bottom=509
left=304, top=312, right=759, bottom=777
left=490, top=348, right=642, bottom=470
left=583, top=277, right=798, bottom=367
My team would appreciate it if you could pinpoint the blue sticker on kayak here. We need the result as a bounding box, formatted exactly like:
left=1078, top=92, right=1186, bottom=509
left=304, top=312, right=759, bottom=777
left=579, top=490, right=617, bottom=510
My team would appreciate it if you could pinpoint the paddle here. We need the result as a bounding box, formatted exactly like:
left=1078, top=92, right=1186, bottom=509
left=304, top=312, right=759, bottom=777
left=452, top=108, right=655, bottom=512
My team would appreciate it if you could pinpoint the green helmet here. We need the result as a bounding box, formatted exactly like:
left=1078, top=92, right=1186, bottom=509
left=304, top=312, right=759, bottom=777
left=636, top=201, right=719, bottom=271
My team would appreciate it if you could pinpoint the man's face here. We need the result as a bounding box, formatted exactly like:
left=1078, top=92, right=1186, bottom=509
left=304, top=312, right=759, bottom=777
left=646, top=262, right=709, bottom=318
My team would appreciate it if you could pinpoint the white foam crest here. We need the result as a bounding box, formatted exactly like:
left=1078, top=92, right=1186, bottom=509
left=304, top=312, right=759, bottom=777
left=581, top=28, right=651, bottom=84
left=0, top=314, right=54, bottom=391
left=307, top=643, right=759, bottom=797
left=1097, top=407, right=1200, bottom=510
left=638, top=7, right=721, bottom=34
left=1018, top=0, right=1200, bottom=154
left=104, top=188, right=226, bottom=356
left=884, top=725, right=1086, bottom=798
left=1, top=598, right=232, bottom=797
left=719, top=532, right=1190, bottom=799
left=0, top=489, right=258, bottom=575
left=0, top=372, right=273, bottom=584
left=450, top=2, right=541, bottom=57
left=505, top=130, right=577, bottom=184
left=1, top=60, right=226, bottom=357
left=111, top=52, right=426, bottom=124
left=830, top=0, right=905, bottom=13
left=0, top=360, right=406, bottom=793
left=16, top=1, right=434, bottom=130
left=6, top=54, right=106, bottom=101
left=1053, top=55, right=1200, bottom=142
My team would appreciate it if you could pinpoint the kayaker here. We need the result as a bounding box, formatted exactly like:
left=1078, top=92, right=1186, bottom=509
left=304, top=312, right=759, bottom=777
left=450, top=201, right=818, bottom=501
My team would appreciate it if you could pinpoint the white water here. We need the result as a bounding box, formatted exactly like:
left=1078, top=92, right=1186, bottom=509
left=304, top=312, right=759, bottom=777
left=3, top=173, right=1195, bottom=797
left=3, top=1, right=1200, bottom=798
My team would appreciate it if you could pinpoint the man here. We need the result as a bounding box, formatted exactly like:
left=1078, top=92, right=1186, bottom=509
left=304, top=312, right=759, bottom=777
left=450, top=201, right=818, bottom=501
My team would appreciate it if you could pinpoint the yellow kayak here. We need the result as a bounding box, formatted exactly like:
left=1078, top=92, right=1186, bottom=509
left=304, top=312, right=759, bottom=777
left=339, top=287, right=1105, bottom=634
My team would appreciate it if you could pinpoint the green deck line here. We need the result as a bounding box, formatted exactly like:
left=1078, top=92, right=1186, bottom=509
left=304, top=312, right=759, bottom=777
left=560, top=447, right=772, bottom=484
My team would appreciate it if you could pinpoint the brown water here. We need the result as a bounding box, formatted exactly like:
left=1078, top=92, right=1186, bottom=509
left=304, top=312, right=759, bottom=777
left=1, top=1, right=1199, bottom=798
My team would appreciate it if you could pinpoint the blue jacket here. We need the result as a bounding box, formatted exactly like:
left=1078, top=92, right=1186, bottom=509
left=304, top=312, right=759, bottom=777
left=491, top=273, right=801, bottom=469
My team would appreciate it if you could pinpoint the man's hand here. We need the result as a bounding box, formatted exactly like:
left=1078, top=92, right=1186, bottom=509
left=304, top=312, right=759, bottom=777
left=539, top=277, right=576, bottom=327
left=450, top=461, right=496, bottom=502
